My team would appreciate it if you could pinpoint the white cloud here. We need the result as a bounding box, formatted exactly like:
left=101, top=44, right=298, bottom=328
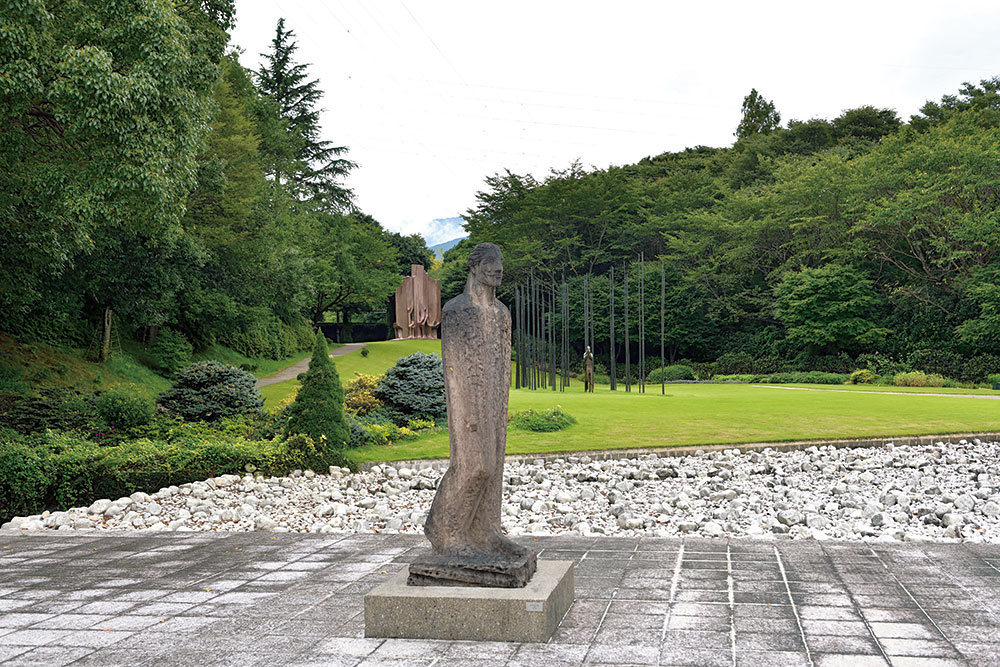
left=231, top=0, right=1000, bottom=237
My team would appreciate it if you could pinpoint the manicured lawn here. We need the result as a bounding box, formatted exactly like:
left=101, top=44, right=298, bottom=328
left=336, top=339, right=442, bottom=381
left=765, top=383, right=997, bottom=396
left=259, top=339, right=443, bottom=409
left=255, top=339, right=1000, bottom=464
left=347, top=380, right=1000, bottom=464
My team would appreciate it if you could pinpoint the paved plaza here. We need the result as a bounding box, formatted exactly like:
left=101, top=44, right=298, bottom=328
left=0, top=533, right=998, bottom=666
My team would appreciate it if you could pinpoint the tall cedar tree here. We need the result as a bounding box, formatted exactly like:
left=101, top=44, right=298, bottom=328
left=256, top=18, right=356, bottom=210
left=284, top=332, right=350, bottom=448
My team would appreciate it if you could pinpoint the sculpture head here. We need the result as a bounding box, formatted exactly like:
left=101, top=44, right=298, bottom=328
left=585, top=346, right=591, bottom=354
left=467, top=243, right=503, bottom=288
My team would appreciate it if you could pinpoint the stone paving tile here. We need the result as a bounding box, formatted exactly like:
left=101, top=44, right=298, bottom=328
left=0, top=645, right=95, bottom=666
left=0, top=534, right=997, bottom=665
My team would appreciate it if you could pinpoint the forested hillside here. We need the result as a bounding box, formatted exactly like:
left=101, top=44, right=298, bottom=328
left=439, top=83, right=1000, bottom=380
left=0, top=2, right=430, bottom=366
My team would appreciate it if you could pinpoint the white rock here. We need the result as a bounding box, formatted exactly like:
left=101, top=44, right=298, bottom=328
left=88, top=499, right=112, bottom=515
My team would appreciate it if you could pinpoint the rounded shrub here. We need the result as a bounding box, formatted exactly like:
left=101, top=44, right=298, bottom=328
left=647, top=364, right=696, bottom=383
left=148, top=328, right=193, bottom=376
left=894, top=371, right=946, bottom=387
left=850, top=369, right=878, bottom=385
left=95, top=385, right=153, bottom=431
left=374, top=352, right=446, bottom=425
left=284, top=332, right=350, bottom=450
left=344, top=373, right=384, bottom=416
left=509, top=407, right=576, bottom=432
left=158, top=361, right=264, bottom=422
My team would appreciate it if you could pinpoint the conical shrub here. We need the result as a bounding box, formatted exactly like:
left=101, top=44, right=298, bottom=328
left=284, top=332, right=349, bottom=452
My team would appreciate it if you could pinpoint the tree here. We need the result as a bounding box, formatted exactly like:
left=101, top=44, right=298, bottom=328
left=735, top=89, right=781, bottom=139
left=910, top=77, right=1000, bottom=130
left=0, top=0, right=234, bottom=347
left=303, top=213, right=400, bottom=331
left=256, top=18, right=355, bottom=209
left=385, top=230, right=434, bottom=274
left=773, top=264, right=889, bottom=355
left=850, top=111, right=1000, bottom=314
left=832, top=106, right=901, bottom=143
left=284, top=332, right=349, bottom=448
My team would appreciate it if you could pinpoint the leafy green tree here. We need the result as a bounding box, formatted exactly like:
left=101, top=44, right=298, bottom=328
left=773, top=264, right=889, bottom=355
left=775, top=119, right=835, bottom=154
left=910, top=77, right=1000, bottom=130
left=735, top=88, right=781, bottom=139
left=0, top=0, right=234, bottom=346
left=285, top=332, right=349, bottom=447
left=850, top=110, right=1000, bottom=314
left=956, top=268, right=1000, bottom=353
left=303, top=213, right=400, bottom=331
left=832, top=106, right=901, bottom=143
left=256, top=18, right=355, bottom=209
left=385, top=230, right=434, bottom=274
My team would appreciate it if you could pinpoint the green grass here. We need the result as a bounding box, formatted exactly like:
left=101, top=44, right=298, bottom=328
left=772, top=383, right=997, bottom=395
left=1, top=332, right=326, bottom=401
left=336, top=340, right=442, bottom=380
left=250, top=338, right=1000, bottom=464
left=1, top=333, right=172, bottom=399
left=193, top=345, right=319, bottom=378
left=259, top=339, right=443, bottom=410
left=346, top=380, right=1000, bottom=464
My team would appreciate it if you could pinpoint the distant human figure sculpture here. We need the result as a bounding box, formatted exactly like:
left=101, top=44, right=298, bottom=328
left=408, top=243, right=537, bottom=588
left=393, top=264, right=441, bottom=340
left=583, top=346, right=595, bottom=393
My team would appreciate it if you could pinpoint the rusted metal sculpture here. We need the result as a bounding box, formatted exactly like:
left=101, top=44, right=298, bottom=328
left=393, top=264, right=441, bottom=340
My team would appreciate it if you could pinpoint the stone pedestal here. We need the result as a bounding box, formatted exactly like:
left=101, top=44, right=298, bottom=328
left=364, top=560, right=573, bottom=643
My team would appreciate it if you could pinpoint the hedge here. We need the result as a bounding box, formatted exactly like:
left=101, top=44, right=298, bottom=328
left=0, top=429, right=351, bottom=525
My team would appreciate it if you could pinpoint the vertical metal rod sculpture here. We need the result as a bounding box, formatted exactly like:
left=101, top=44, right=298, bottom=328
left=624, top=262, right=630, bottom=393
left=515, top=285, right=521, bottom=389
left=661, top=261, right=666, bottom=395
left=609, top=266, right=616, bottom=391
left=587, top=273, right=597, bottom=384
left=527, top=276, right=534, bottom=391
left=583, top=274, right=590, bottom=358
left=532, top=275, right=538, bottom=391
left=549, top=280, right=559, bottom=391
left=540, top=282, right=546, bottom=391
left=639, top=254, right=645, bottom=394
left=537, top=278, right=543, bottom=390
left=560, top=279, right=567, bottom=390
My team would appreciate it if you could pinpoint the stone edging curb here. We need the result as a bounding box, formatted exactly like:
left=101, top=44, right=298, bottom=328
left=359, top=432, right=1000, bottom=471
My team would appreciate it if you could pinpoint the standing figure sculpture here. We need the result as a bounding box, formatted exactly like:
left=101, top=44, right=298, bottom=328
left=408, top=243, right=537, bottom=588
left=583, top=345, right=595, bottom=393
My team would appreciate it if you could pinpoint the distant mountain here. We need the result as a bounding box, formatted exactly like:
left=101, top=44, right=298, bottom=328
left=429, top=235, right=468, bottom=259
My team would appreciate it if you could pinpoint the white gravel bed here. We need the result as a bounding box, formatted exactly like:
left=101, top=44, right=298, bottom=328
left=4, top=439, right=1000, bottom=543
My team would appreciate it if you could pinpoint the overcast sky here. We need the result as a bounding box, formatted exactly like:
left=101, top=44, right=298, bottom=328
left=230, top=1, right=1000, bottom=245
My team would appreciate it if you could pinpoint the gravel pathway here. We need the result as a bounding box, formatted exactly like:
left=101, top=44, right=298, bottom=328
left=5, top=438, right=999, bottom=544
left=254, top=343, right=365, bottom=387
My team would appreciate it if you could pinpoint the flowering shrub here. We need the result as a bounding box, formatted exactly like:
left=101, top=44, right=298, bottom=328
left=344, top=373, right=384, bottom=416
left=894, top=371, right=946, bottom=387
left=850, top=369, right=878, bottom=384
